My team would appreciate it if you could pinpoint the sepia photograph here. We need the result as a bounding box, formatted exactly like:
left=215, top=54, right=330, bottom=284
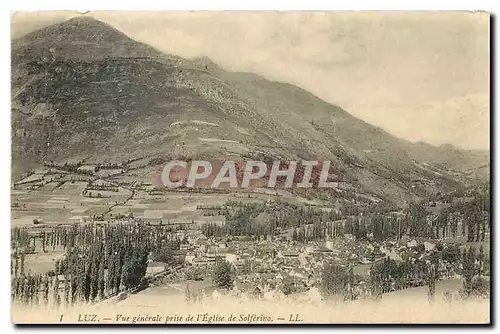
left=9, top=10, right=490, bottom=324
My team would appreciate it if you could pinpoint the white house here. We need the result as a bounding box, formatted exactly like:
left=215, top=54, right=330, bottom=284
left=407, top=239, right=418, bottom=248
left=185, top=252, right=196, bottom=265
left=424, top=241, right=436, bottom=252
left=225, top=253, right=239, bottom=263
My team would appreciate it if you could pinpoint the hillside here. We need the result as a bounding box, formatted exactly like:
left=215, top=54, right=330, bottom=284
left=11, top=17, right=489, bottom=205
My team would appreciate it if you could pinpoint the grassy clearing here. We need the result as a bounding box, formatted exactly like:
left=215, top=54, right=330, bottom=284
left=23, top=249, right=65, bottom=275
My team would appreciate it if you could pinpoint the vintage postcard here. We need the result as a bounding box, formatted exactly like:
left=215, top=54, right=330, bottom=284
left=10, top=11, right=490, bottom=324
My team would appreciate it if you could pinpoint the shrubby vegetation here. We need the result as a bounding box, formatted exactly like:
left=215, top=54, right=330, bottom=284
left=212, top=261, right=234, bottom=290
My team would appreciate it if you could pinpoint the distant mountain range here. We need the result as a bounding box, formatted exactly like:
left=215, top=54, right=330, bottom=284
left=11, top=17, right=489, bottom=204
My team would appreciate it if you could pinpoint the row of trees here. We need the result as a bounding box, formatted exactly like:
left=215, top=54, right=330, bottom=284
left=11, top=223, right=185, bottom=306
left=320, top=244, right=489, bottom=302
left=199, top=185, right=490, bottom=243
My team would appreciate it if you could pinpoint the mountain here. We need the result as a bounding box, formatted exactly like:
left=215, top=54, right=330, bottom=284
left=11, top=17, right=489, bottom=204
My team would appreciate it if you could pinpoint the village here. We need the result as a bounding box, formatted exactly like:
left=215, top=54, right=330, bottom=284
left=143, top=223, right=481, bottom=303
left=10, top=157, right=490, bottom=307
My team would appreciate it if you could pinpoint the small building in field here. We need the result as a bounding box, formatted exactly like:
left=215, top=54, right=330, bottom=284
left=192, top=257, right=208, bottom=267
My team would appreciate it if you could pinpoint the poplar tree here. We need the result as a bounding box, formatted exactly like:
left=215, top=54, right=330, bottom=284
left=52, top=275, right=60, bottom=307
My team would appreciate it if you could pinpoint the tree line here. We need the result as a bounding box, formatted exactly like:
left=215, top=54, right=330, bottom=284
left=320, top=244, right=489, bottom=302
left=199, top=186, right=489, bottom=244
left=11, top=223, right=185, bottom=307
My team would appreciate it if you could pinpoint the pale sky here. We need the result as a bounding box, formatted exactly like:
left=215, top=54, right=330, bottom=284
left=11, top=11, right=490, bottom=150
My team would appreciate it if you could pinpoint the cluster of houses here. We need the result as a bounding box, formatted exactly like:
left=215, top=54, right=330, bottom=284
left=145, top=228, right=463, bottom=301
